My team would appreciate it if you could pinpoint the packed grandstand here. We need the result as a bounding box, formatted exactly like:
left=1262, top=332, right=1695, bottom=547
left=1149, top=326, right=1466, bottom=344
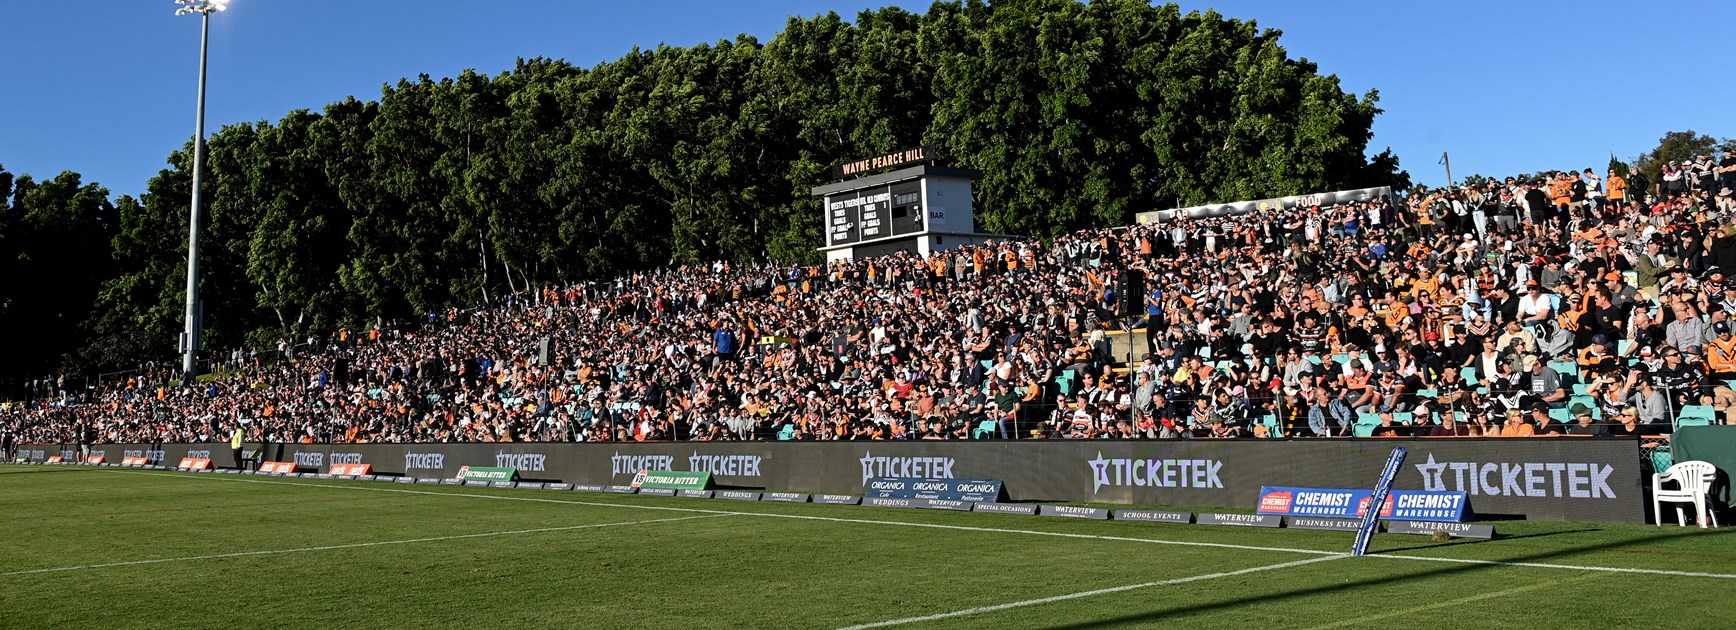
left=5, top=162, right=1736, bottom=448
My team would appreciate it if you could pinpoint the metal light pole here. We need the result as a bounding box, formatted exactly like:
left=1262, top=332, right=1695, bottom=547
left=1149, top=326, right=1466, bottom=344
left=175, top=0, right=228, bottom=384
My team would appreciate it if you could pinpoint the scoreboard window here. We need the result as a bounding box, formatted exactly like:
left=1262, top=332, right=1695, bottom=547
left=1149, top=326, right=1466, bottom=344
left=889, top=181, right=922, bottom=235
left=826, top=179, right=927, bottom=245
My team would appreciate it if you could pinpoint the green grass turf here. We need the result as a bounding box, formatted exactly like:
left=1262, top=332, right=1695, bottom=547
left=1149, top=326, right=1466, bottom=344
left=1, top=466, right=1733, bottom=629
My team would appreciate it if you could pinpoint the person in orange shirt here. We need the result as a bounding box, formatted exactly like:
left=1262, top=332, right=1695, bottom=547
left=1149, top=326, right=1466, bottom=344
left=1499, top=408, right=1536, bottom=437
left=1705, top=320, right=1736, bottom=378
left=1549, top=173, right=1573, bottom=210
left=1607, top=169, right=1627, bottom=208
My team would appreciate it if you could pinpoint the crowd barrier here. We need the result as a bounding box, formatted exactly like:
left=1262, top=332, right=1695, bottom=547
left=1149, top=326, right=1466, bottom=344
left=13, top=438, right=1646, bottom=523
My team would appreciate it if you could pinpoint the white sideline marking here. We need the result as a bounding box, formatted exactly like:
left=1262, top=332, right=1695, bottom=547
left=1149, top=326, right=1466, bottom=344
left=1294, top=572, right=1595, bottom=630
left=0, top=513, right=728, bottom=578
left=1362, top=551, right=1736, bottom=580
left=836, top=555, right=1345, bottom=629
left=94, top=469, right=1736, bottom=580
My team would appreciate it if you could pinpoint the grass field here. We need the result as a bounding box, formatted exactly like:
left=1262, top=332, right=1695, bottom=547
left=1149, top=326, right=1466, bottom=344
left=2, top=466, right=1733, bottom=629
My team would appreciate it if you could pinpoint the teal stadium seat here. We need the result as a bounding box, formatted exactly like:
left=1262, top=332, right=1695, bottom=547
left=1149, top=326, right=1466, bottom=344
left=972, top=419, right=998, bottom=439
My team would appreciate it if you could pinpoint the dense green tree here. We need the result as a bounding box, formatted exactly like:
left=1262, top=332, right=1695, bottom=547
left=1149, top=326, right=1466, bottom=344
left=0, top=170, right=117, bottom=376
left=13, top=0, right=1416, bottom=382
left=1633, top=130, right=1727, bottom=181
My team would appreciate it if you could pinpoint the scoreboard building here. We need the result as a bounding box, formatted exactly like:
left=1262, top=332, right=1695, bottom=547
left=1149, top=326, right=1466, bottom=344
left=813, top=147, right=995, bottom=262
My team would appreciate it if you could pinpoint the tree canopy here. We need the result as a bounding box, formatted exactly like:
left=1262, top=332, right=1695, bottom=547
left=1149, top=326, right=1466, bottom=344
left=0, top=0, right=1407, bottom=387
left=1632, top=130, right=1734, bottom=181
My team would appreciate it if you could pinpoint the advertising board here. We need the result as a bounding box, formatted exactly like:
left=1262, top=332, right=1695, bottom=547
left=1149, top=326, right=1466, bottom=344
left=16, top=438, right=1647, bottom=523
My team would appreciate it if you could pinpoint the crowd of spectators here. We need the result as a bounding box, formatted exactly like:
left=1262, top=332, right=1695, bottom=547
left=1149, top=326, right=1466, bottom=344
left=4, top=159, right=1736, bottom=448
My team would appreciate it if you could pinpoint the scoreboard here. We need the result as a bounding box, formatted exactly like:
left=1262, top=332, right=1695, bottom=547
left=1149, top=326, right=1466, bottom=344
left=826, top=180, right=923, bottom=247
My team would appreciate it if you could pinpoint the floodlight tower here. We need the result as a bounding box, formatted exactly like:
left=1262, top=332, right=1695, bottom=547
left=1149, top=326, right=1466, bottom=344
left=174, top=0, right=229, bottom=384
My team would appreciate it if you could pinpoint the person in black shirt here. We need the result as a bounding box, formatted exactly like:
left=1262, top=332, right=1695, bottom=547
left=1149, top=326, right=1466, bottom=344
left=1565, top=403, right=1608, bottom=436
left=1719, top=153, right=1736, bottom=194
left=1653, top=348, right=1703, bottom=409
left=1531, top=405, right=1567, bottom=435
left=1627, top=170, right=1650, bottom=206
left=1524, top=180, right=1552, bottom=225
left=1587, top=292, right=1628, bottom=342
left=1445, top=327, right=1479, bottom=369
left=1608, top=407, right=1660, bottom=440
left=1483, top=285, right=1519, bottom=323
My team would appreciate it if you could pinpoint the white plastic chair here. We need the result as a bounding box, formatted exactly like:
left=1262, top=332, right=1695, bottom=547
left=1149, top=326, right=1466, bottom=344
left=1653, top=461, right=1720, bottom=527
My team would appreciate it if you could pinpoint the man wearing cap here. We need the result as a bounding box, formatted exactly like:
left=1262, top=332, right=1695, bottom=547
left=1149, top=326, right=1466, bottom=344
left=1520, top=354, right=1567, bottom=409
left=1577, top=334, right=1618, bottom=375
left=1705, top=320, right=1736, bottom=380
left=1660, top=265, right=1697, bottom=296
left=1605, top=272, right=1640, bottom=311
left=1628, top=344, right=1660, bottom=370
left=1565, top=403, right=1609, bottom=436
left=1703, top=268, right=1728, bottom=296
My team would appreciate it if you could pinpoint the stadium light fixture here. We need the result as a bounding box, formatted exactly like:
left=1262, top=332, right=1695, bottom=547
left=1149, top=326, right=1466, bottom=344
left=175, top=0, right=229, bottom=16
left=174, top=0, right=229, bottom=383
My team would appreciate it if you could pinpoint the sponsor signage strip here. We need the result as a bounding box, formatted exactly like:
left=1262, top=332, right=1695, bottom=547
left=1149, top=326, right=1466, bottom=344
left=863, top=497, right=972, bottom=511
left=1286, top=517, right=1363, bottom=532
left=865, top=477, right=1005, bottom=503
left=1256, top=486, right=1469, bottom=523
left=13, top=439, right=1646, bottom=524
left=1197, top=513, right=1282, bottom=528
left=329, top=463, right=372, bottom=476
left=1113, top=510, right=1192, bottom=524
left=1038, top=505, right=1110, bottom=520
left=632, top=470, right=713, bottom=491
left=974, top=502, right=1040, bottom=516
left=1385, top=521, right=1496, bottom=539
left=457, top=466, right=516, bottom=482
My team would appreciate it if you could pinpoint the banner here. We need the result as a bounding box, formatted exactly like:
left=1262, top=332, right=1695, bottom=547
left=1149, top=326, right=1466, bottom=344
left=864, top=477, right=1006, bottom=502
left=329, top=463, right=372, bottom=476
left=259, top=461, right=298, bottom=474
left=16, top=438, right=1648, bottom=523
left=1135, top=186, right=1393, bottom=225
left=456, top=466, right=516, bottom=482
left=177, top=458, right=211, bottom=471
left=1257, top=486, right=1469, bottom=522
left=630, top=470, right=713, bottom=491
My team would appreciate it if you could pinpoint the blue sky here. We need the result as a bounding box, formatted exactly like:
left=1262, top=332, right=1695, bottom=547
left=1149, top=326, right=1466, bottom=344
left=2, top=0, right=1731, bottom=199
